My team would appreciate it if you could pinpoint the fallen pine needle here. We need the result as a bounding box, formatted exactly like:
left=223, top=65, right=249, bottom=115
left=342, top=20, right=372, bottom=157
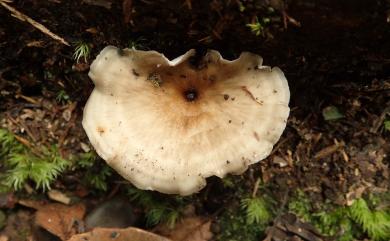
left=0, top=0, right=70, bottom=46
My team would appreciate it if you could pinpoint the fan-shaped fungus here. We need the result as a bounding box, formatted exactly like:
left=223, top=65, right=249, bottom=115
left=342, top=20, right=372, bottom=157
left=83, top=46, right=290, bottom=195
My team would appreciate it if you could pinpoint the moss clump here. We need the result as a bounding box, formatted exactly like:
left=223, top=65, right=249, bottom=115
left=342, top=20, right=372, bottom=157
left=215, top=202, right=269, bottom=241
left=288, top=190, right=390, bottom=241
left=126, top=187, right=190, bottom=228
left=215, top=189, right=275, bottom=241
left=72, top=151, right=112, bottom=192
left=0, top=128, right=115, bottom=193
left=0, top=129, right=69, bottom=192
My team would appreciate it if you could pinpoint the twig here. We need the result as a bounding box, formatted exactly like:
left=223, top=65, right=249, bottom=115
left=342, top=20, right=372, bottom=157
left=270, top=135, right=291, bottom=156
left=370, top=106, right=390, bottom=133
left=15, top=94, right=39, bottom=105
left=122, top=0, right=132, bottom=24
left=252, top=178, right=261, bottom=198
left=0, top=0, right=69, bottom=46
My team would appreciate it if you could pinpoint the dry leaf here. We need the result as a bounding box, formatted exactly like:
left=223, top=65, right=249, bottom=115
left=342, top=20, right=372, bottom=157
left=346, top=186, right=366, bottom=206
left=66, top=227, right=171, bottom=241
left=264, top=213, right=324, bottom=241
left=0, top=235, right=9, bottom=241
left=19, top=200, right=85, bottom=240
left=157, top=217, right=213, bottom=241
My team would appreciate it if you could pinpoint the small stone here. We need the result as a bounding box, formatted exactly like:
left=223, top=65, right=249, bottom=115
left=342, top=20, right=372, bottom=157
left=85, top=198, right=137, bottom=229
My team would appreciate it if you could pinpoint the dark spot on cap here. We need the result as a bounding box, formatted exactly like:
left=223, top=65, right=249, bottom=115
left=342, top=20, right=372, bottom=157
left=228, top=120, right=232, bottom=123
left=132, top=69, right=140, bottom=77
left=226, top=160, right=230, bottom=164
left=253, top=131, right=260, bottom=142
left=180, top=74, right=187, bottom=78
left=223, top=94, right=229, bottom=100
left=273, top=89, right=278, bottom=93
left=97, top=126, right=105, bottom=135
left=110, top=93, right=114, bottom=96
left=231, top=97, right=235, bottom=101
left=184, top=88, right=198, bottom=102
left=208, top=75, right=216, bottom=83
left=247, top=67, right=251, bottom=71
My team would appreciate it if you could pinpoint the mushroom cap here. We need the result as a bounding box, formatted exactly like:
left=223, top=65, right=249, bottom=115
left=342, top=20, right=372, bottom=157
left=82, top=46, right=290, bottom=195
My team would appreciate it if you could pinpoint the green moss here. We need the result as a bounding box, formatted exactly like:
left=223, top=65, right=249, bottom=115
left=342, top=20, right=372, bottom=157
left=126, top=187, right=188, bottom=228
left=288, top=189, right=312, bottom=221
left=246, top=16, right=270, bottom=36
left=349, top=198, right=390, bottom=241
left=0, top=129, right=69, bottom=191
left=215, top=204, right=267, bottom=241
left=73, top=41, right=91, bottom=63
left=73, top=152, right=112, bottom=191
left=0, top=129, right=112, bottom=193
left=241, top=197, right=273, bottom=225
left=216, top=187, right=275, bottom=241
left=288, top=190, right=390, bottom=241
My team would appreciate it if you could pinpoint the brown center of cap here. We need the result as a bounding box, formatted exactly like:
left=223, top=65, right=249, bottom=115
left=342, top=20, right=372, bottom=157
left=184, top=89, right=198, bottom=102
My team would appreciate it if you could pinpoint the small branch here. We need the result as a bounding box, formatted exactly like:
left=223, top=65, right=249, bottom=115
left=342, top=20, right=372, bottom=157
left=0, top=0, right=69, bottom=46
left=252, top=178, right=261, bottom=198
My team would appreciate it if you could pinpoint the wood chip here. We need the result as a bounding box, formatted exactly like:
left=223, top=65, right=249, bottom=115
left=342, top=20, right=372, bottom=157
left=48, top=189, right=72, bottom=205
left=314, top=144, right=340, bottom=159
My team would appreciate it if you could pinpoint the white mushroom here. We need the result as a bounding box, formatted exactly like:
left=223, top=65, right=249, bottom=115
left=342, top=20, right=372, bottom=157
left=82, top=46, right=290, bottom=195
